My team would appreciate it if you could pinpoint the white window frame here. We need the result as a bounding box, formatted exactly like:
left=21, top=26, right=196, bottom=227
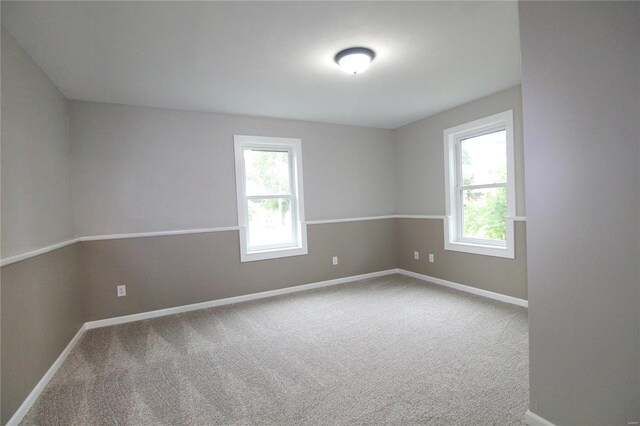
left=443, top=110, right=516, bottom=259
left=234, top=135, right=308, bottom=262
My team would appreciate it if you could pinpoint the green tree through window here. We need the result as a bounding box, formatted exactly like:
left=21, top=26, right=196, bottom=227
left=460, top=130, right=507, bottom=241
left=235, top=135, right=307, bottom=262
left=245, top=149, right=291, bottom=225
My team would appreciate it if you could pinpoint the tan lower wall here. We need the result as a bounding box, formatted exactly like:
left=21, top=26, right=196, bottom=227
left=1, top=217, right=527, bottom=423
left=80, top=220, right=397, bottom=321
left=1, top=244, right=84, bottom=424
left=396, top=218, right=527, bottom=300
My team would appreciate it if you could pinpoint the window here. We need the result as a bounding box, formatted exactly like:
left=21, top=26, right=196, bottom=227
left=234, top=135, right=307, bottom=262
left=443, top=110, right=516, bottom=258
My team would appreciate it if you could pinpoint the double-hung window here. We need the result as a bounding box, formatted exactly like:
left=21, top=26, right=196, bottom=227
left=443, top=110, right=516, bottom=258
left=234, top=135, right=307, bottom=262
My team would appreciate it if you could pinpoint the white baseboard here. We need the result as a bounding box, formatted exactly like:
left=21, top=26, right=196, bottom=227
left=7, top=324, right=86, bottom=426
left=8, top=268, right=526, bottom=425
left=397, top=269, right=528, bottom=308
left=85, top=269, right=398, bottom=329
left=85, top=268, right=528, bottom=330
left=524, top=410, right=556, bottom=426
left=7, top=269, right=528, bottom=426
left=8, top=270, right=395, bottom=422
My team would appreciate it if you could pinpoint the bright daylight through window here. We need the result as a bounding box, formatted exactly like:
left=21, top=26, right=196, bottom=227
left=234, top=135, right=307, bottom=262
left=443, top=111, right=515, bottom=258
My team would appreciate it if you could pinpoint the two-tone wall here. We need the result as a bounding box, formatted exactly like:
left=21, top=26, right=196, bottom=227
left=394, top=86, right=527, bottom=300
left=69, top=101, right=397, bottom=236
left=69, top=101, right=398, bottom=321
left=1, top=26, right=527, bottom=424
left=1, top=31, right=84, bottom=424
left=69, top=86, right=527, bottom=319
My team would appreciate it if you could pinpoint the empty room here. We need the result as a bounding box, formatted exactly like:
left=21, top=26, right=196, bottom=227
left=1, top=1, right=638, bottom=425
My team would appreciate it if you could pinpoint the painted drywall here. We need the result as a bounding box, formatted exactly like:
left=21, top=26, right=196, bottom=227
left=0, top=30, right=74, bottom=257
left=396, top=219, right=527, bottom=300
left=0, top=28, right=84, bottom=424
left=81, top=220, right=396, bottom=321
left=394, top=85, right=525, bottom=216
left=0, top=244, right=84, bottom=424
left=519, top=2, right=640, bottom=424
left=392, top=86, right=527, bottom=301
left=69, top=101, right=396, bottom=237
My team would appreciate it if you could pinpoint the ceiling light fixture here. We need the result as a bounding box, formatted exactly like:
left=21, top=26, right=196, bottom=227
left=334, top=47, right=376, bottom=75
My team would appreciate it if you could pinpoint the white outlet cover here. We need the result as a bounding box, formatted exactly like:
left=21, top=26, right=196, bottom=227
left=414, top=251, right=419, bottom=260
left=117, top=285, right=126, bottom=297
left=332, top=256, right=338, bottom=265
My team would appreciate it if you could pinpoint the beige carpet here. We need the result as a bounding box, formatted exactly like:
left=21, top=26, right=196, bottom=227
left=22, top=274, right=528, bottom=425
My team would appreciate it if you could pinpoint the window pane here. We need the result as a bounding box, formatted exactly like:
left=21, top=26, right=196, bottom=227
left=461, top=130, right=506, bottom=186
left=244, top=149, right=290, bottom=196
left=247, top=198, right=293, bottom=248
left=462, top=187, right=507, bottom=241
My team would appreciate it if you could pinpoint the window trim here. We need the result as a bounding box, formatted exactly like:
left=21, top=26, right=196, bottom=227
left=443, top=110, right=516, bottom=259
left=234, top=135, right=308, bottom=262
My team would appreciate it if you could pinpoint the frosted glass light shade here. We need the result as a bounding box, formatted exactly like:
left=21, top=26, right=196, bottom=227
left=334, top=47, right=375, bottom=75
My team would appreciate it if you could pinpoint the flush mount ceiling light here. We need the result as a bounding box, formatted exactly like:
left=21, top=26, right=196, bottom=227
left=334, top=47, right=376, bottom=75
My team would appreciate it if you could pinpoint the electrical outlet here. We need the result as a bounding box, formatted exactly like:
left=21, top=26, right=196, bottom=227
left=428, top=253, right=435, bottom=263
left=414, top=251, right=419, bottom=260
left=117, top=285, right=126, bottom=297
left=332, top=256, right=339, bottom=266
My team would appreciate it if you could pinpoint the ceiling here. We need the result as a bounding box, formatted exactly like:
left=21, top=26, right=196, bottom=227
left=1, top=1, right=521, bottom=129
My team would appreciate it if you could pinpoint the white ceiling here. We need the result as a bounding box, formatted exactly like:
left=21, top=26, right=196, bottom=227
left=1, top=1, right=521, bottom=129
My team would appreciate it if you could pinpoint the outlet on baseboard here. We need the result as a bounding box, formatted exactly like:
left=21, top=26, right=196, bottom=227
left=117, top=285, right=126, bottom=297
left=413, top=251, right=419, bottom=260
left=428, top=253, right=434, bottom=263
left=332, top=256, right=339, bottom=266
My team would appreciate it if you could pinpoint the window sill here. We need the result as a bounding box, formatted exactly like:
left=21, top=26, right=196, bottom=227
left=444, top=240, right=514, bottom=259
left=241, top=245, right=308, bottom=262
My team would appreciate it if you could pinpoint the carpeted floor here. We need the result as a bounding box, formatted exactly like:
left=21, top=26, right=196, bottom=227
left=22, top=274, right=528, bottom=425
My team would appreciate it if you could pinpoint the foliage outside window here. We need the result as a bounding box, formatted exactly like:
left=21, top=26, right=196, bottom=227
left=443, top=111, right=516, bottom=258
left=234, top=135, right=307, bottom=262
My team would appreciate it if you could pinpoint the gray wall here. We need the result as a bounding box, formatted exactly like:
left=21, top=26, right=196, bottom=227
left=519, top=2, right=640, bottom=424
left=393, top=87, right=527, bottom=300
left=0, top=30, right=83, bottom=424
left=1, top=30, right=74, bottom=257
left=394, top=85, right=525, bottom=217
left=81, top=220, right=396, bottom=321
left=67, top=99, right=400, bottom=322
left=397, top=219, right=527, bottom=300
left=69, top=101, right=396, bottom=236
